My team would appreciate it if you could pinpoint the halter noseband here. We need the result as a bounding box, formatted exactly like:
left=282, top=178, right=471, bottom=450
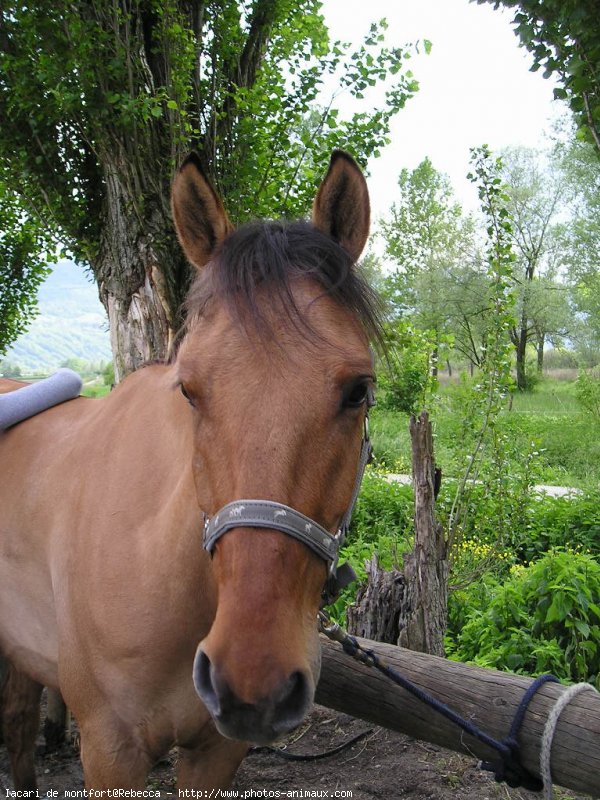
left=202, top=398, right=374, bottom=606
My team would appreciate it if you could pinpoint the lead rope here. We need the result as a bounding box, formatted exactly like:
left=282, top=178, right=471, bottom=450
left=318, top=612, right=598, bottom=796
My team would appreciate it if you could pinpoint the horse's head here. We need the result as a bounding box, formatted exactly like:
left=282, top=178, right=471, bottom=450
left=171, top=151, right=380, bottom=744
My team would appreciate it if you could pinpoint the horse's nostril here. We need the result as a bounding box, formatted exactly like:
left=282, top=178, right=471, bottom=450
left=192, top=648, right=221, bottom=717
left=272, top=670, right=312, bottom=734
left=192, top=647, right=314, bottom=742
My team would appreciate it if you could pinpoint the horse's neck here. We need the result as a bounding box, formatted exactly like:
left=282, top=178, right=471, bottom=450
left=101, top=363, right=200, bottom=516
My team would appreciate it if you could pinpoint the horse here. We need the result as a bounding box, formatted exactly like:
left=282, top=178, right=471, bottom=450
left=0, top=150, right=381, bottom=790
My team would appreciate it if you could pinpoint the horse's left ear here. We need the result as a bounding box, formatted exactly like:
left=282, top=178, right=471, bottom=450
left=171, top=152, right=233, bottom=269
left=312, top=150, right=370, bottom=263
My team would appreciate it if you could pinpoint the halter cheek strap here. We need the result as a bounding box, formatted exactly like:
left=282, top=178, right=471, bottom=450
left=202, top=408, right=373, bottom=605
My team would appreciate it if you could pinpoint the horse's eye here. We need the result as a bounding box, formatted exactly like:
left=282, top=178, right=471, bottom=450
left=180, top=384, right=195, bottom=406
left=344, top=381, right=370, bottom=409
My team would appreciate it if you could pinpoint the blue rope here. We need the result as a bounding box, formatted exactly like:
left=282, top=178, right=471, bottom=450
left=336, top=630, right=559, bottom=790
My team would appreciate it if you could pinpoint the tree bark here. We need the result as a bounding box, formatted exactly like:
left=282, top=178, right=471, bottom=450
left=537, top=334, right=545, bottom=373
left=92, top=155, right=191, bottom=381
left=431, top=343, right=439, bottom=378
left=515, top=324, right=528, bottom=391
left=397, top=412, right=447, bottom=656
left=346, top=555, right=405, bottom=643
left=316, top=635, right=600, bottom=797
left=347, top=413, right=447, bottom=657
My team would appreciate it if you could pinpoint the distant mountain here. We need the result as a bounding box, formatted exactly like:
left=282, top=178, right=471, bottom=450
left=3, top=260, right=112, bottom=372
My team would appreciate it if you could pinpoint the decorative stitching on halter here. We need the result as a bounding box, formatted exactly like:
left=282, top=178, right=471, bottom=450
left=204, top=500, right=339, bottom=563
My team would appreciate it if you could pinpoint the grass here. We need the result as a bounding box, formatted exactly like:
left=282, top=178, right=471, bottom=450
left=80, top=379, right=111, bottom=398
left=370, top=376, right=600, bottom=490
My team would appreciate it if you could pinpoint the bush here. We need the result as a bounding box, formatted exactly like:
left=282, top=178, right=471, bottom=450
left=448, top=549, right=600, bottom=686
left=378, top=322, right=437, bottom=415
left=513, top=492, right=600, bottom=564
left=575, top=370, right=600, bottom=418
left=103, top=361, right=115, bottom=387
left=349, top=467, right=414, bottom=548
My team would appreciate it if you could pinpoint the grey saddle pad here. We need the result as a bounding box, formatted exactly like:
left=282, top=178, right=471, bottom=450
left=0, top=368, right=83, bottom=430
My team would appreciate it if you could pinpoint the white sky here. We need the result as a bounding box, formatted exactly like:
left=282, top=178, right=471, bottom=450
left=320, top=0, right=566, bottom=217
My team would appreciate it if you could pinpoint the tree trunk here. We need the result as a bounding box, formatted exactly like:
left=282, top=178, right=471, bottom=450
left=346, top=555, right=405, bottom=643
left=398, top=412, right=447, bottom=656
left=316, top=635, right=600, bottom=798
left=537, top=334, right=545, bottom=373
left=446, top=359, right=452, bottom=377
left=92, top=157, right=191, bottom=381
left=347, top=413, right=447, bottom=656
left=515, top=325, right=528, bottom=391
left=431, top=343, right=439, bottom=378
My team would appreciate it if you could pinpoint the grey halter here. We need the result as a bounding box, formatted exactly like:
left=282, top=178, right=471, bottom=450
left=203, top=401, right=374, bottom=605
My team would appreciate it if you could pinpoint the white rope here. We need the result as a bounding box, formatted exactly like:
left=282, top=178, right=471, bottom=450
left=540, top=681, right=598, bottom=799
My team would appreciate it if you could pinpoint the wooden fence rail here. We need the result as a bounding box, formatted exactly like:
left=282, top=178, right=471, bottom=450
left=316, top=635, right=600, bottom=797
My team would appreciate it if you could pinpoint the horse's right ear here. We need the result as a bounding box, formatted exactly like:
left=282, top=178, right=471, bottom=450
left=312, top=150, right=370, bottom=263
left=171, top=153, right=233, bottom=269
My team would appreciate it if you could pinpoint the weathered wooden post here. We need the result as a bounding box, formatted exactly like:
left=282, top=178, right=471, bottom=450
left=347, top=411, right=447, bottom=656
left=397, top=411, right=447, bottom=655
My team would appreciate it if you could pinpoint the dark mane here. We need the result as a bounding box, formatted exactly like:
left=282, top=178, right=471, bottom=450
left=182, top=220, right=384, bottom=346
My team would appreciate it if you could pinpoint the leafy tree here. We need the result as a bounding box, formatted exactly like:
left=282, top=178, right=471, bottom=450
left=380, top=158, right=473, bottom=373
left=0, top=185, right=55, bottom=357
left=448, top=145, right=518, bottom=559
left=556, top=137, right=600, bottom=357
left=1, top=1, right=420, bottom=380
left=0, top=360, right=22, bottom=378
left=527, top=276, right=572, bottom=372
left=500, top=146, right=569, bottom=389
left=479, top=0, right=600, bottom=152
left=378, top=322, right=438, bottom=415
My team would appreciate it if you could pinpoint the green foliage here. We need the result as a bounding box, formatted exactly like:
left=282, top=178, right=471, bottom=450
left=575, top=370, right=600, bottom=418
left=497, top=147, right=571, bottom=391
left=103, top=361, right=115, bottom=387
left=350, top=468, right=414, bottom=549
left=0, top=1, right=425, bottom=377
left=371, top=376, right=600, bottom=488
left=478, top=0, right=600, bottom=151
left=447, top=147, right=517, bottom=555
left=379, top=158, right=476, bottom=368
left=513, top=492, right=600, bottom=564
left=448, top=549, right=600, bottom=686
left=0, top=185, right=55, bottom=356
left=378, top=322, right=438, bottom=415
left=551, top=137, right=600, bottom=357
left=0, top=0, right=422, bottom=305
left=60, top=357, right=97, bottom=378
left=381, top=157, right=466, bottom=314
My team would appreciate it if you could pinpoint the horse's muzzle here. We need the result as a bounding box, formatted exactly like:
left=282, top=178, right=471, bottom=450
left=192, top=647, right=314, bottom=744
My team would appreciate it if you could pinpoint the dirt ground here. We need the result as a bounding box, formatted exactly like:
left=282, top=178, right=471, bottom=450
left=0, top=703, right=593, bottom=800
